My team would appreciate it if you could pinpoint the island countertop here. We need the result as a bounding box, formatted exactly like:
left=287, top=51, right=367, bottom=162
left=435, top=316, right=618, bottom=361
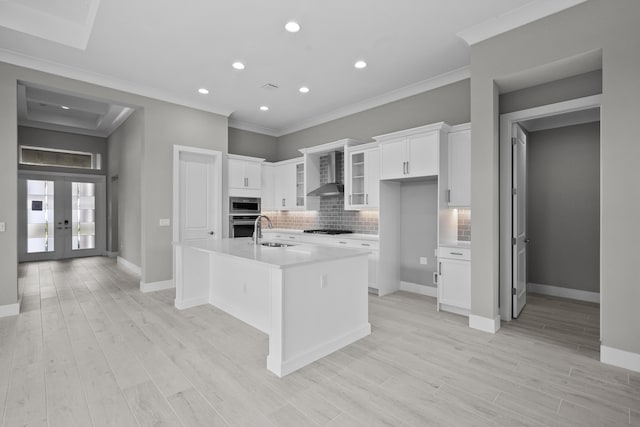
left=175, top=237, right=370, bottom=269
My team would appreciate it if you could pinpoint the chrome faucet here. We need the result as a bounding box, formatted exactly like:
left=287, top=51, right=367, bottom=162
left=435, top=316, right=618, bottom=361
left=253, top=214, right=273, bottom=245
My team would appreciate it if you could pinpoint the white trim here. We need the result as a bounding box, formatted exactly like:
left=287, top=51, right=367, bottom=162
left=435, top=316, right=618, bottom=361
left=528, top=282, right=600, bottom=304
left=601, top=346, right=640, bottom=373
left=456, top=0, right=588, bottom=46
left=267, top=323, right=371, bottom=377
left=399, top=281, right=437, bottom=298
left=0, top=49, right=233, bottom=118
left=116, top=256, right=141, bottom=275
left=439, top=304, right=470, bottom=317
left=469, top=314, right=501, bottom=334
left=140, top=279, right=175, bottom=293
left=276, top=67, right=470, bottom=137
left=228, top=119, right=279, bottom=137
left=499, top=94, right=602, bottom=322
left=174, top=296, right=209, bottom=310
left=0, top=303, right=20, bottom=318
left=103, top=251, right=119, bottom=258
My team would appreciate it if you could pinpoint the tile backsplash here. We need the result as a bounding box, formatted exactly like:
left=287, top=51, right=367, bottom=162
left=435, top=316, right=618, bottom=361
left=263, top=151, right=379, bottom=234
left=457, top=208, right=471, bottom=241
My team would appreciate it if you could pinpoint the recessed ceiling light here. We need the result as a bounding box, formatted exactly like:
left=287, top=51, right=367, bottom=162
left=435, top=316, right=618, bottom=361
left=285, top=21, right=301, bottom=33
left=299, top=86, right=310, bottom=94
left=354, top=60, right=367, bottom=69
left=260, top=106, right=269, bottom=111
left=198, top=88, right=209, bottom=94
left=61, top=105, right=70, bottom=109
left=232, top=62, right=245, bottom=70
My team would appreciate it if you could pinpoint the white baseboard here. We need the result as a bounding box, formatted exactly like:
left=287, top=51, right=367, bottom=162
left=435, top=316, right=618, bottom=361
left=104, top=251, right=119, bottom=258
left=440, top=303, right=469, bottom=317
left=174, top=296, right=209, bottom=310
left=0, top=303, right=20, bottom=318
left=140, top=280, right=175, bottom=293
left=528, top=282, right=600, bottom=303
left=267, top=323, right=372, bottom=377
left=117, top=256, right=141, bottom=275
left=469, top=314, right=501, bottom=334
left=601, top=345, right=640, bottom=373
left=399, top=281, right=437, bottom=297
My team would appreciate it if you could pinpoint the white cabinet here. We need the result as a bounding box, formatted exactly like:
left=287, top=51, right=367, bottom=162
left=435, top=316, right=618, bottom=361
left=227, top=154, right=264, bottom=197
left=261, top=163, right=275, bottom=211
left=437, top=246, right=470, bottom=315
left=375, top=123, right=448, bottom=180
left=345, top=143, right=380, bottom=210
left=272, top=158, right=305, bottom=210
left=447, top=125, right=471, bottom=207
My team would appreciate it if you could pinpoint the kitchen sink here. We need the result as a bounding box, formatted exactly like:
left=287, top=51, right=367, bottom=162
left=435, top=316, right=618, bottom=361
left=261, top=242, right=295, bottom=248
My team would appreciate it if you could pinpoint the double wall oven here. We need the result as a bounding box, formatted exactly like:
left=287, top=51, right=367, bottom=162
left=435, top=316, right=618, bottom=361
left=229, top=197, right=261, bottom=238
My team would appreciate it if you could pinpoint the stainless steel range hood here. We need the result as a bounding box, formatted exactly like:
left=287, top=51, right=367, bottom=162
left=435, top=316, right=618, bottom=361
left=307, top=151, right=344, bottom=197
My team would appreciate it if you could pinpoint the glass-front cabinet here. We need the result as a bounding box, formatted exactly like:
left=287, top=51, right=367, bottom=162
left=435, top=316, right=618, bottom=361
left=345, top=143, right=380, bottom=210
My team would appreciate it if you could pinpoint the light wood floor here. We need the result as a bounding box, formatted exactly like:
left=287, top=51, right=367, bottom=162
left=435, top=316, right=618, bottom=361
left=2, top=257, right=638, bottom=426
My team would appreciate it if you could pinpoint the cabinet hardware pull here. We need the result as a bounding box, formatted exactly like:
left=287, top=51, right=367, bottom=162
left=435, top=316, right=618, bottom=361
left=350, top=194, right=352, bottom=205
left=339, top=241, right=347, bottom=244
left=282, top=198, right=285, bottom=207
left=450, top=252, right=463, bottom=256
left=438, top=262, right=442, bottom=275
left=366, top=194, right=368, bottom=204
left=406, top=161, right=409, bottom=175
left=447, top=189, right=451, bottom=203
left=361, top=243, right=370, bottom=247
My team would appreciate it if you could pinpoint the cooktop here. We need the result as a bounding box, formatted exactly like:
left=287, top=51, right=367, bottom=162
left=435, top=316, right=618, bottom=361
left=303, top=229, right=354, bottom=235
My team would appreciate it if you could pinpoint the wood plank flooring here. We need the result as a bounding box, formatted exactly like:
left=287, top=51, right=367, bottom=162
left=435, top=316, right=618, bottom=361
left=2, top=257, right=637, bottom=426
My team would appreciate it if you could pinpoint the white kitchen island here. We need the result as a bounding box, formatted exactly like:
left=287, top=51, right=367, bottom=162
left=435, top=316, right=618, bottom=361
left=174, top=237, right=371, bottom=377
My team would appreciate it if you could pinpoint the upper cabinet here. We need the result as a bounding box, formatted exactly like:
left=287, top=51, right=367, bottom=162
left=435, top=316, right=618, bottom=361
left=374, top=122, right=449, bottom=180
left=447, top=124, right=471, bottom=207
left=261, top=163, right=275, bottom=211
left=227, top=154, right=264, bottom=197
left=344, top=142, right=380, bottom=210
left=263, top=157, right=307, bottom=211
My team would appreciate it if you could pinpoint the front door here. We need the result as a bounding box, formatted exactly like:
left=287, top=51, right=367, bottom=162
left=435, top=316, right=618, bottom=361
left=512, top=124, right=528, bottom=318
left=19, top=174, right=106, bottom=262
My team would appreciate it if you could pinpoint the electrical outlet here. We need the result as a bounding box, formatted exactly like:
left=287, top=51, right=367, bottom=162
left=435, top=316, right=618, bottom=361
left=320, top=274, right=328, bottom=289
left=159, top=218, right=171, bottom=227
left=419, top=256, right=428, bottom=265
left=0, top=222, right=5, bottom=232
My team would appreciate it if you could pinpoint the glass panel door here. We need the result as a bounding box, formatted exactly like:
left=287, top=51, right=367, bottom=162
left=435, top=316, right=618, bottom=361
left=350, top=152, right=365, bottom=205
left=26, top=179, right=55, bottom=254
left=72, top=182, right=96, bottom=250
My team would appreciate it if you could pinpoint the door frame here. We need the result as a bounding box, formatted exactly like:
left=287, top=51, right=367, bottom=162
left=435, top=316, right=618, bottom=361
left=18, top=170, right=107, bottom=262
left=499, top=94, right=602, bottom=322
left=172, top=145, right=223, bottom=244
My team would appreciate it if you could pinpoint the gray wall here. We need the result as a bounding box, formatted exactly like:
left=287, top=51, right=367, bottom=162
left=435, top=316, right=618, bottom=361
left=277, top=79, right=470, bottom=160
left=107, top=110, right=143, bottom=267
left=17, top=126, right=108, bottom=176
left=228, top=127, right=278, bottom=162
left=470, top=0, right=640, bottom=355
left=500, top=70, right=602, bottom=115
left=527, top=122, right=600, bottom=293
left=400, top=180, right=438, bottom=287
left=0, top=61, right=228, bottom=305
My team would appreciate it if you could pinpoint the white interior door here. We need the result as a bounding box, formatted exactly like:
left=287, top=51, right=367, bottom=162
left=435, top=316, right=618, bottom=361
left=19, top=173, right=105, bottom=262
left=512, top=124, right=528, bottom=318
left=178, top=151, right=219, bottom=241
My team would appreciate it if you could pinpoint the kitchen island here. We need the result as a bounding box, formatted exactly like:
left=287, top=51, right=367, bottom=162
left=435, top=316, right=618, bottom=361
left=174, top=237, right=371, bottom=377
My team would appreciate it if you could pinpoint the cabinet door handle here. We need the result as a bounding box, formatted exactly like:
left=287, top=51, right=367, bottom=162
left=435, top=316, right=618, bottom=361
left=282, top=198, right=285, bottom=207
left=338, top=241, right=347, bottom=245
left=450, top=252, right=463, bottom=256
left=350, top=194, right=352, bottom=205
left=366, top=194, right=369, bottom=205
left=406, top=161, right=410, bottom=175
left=402, top=161, right=406, bottom=174
left=447, top=189, right=451, bottom=203
left=438, top=262, right=442, bottom=275
left=361, top=243, right=370, bottom=247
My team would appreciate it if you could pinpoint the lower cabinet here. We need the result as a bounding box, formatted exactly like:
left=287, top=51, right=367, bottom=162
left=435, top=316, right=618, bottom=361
left=437, top=246, right=470, bottom=315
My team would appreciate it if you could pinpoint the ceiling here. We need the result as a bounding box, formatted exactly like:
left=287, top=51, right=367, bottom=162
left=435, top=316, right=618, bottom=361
left=17, top=82, right=134, bottom=137
left=0, top=0, right=587, bottom=136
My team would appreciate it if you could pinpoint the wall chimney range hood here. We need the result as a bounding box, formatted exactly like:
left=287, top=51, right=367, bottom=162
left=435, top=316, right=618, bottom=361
left=307, top=151, right=343, bottom=197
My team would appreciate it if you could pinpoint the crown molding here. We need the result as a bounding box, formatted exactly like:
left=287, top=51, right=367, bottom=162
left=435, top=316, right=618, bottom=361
left=276, top=66, right=470, bottom=137
left=0, top=48, right=234, bottom=117
left=457, top=0, right=588, bottom=46
left=227, top=119, right=279, bottom=137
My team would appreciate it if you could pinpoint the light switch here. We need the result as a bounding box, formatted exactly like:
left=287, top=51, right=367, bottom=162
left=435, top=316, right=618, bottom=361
left=0, top=222, right=5, bottom=232
left=320, top=274, right=328, bottom=289
left=159, top=218, right=170, bottom=227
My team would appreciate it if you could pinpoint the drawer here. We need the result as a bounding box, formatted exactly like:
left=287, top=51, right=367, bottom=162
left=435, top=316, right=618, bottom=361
left=438, top=246, right=471, bottom=261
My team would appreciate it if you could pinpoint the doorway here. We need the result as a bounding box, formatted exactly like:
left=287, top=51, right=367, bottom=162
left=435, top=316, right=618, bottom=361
left=499, top=95, right=602, bottom=323
left=18, top=172, right=106, bottom=262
